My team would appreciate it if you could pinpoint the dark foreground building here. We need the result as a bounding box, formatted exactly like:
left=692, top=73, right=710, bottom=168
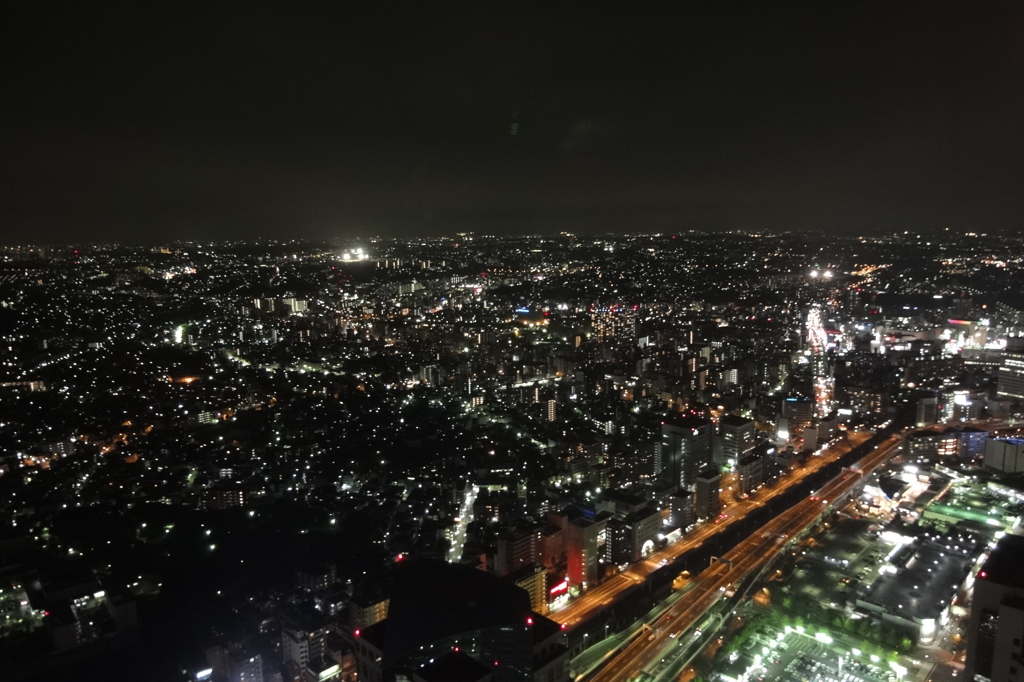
left=966, top=534, right=1024, bottom=682
left=346, top=559, right=568, bottom=682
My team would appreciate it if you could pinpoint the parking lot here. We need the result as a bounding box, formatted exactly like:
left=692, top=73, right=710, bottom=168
left=757, top=632, right=898, bottom=682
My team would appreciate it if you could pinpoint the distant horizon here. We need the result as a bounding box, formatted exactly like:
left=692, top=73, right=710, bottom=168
left=0, top=223, right=1012, bottom=250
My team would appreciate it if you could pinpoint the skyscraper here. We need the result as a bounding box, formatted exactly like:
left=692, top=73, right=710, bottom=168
left=694, top=466, right=721, bottom=520
left=717, top=415, right=756, bottom=467
left=660, top=416, right=712, bottom=491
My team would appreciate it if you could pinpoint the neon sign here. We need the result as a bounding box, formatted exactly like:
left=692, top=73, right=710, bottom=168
left=549, top=580, right=568, bottom=595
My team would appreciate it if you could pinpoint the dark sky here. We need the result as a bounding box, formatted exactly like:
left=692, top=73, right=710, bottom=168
left=3, top=2, right=1024, bottom=244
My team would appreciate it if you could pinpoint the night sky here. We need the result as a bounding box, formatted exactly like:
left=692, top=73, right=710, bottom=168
left=3, top=2, right=1024, bottom=244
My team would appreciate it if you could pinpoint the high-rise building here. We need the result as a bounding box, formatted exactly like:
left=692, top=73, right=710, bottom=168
left=660, top=416, right=712, bottom=491
left=669, top=492, right=694, bottom=530
left=736, top=452, right=762, bottom=496
left=281, top=609, right=332, bottom=677
left=966, top=534, right=1024, bottom=682
left=958, top=426, right=988, bottom=460
left=916, top=395, right=940, bottom=427
left=997, top=350, right=1024, bottom=400
left=694, top=466, right=721, bottom=520
left=781, top=397, right=814, bottom=432
left=984, top=437, right=1024, bottom=474
left=717, top=415, right=755, bottom=467
left=507, top=562, right=548, bottom=615
left=566, top=516, right=601, bottom=588
left=591, top=305, right=637, bottom=343
left=496, top=524, right=542, bottom=576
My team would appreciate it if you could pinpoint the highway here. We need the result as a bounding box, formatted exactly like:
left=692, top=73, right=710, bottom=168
left=554, top=432, right=872, bottom=629
left=588, top=433, right=903, bottom=682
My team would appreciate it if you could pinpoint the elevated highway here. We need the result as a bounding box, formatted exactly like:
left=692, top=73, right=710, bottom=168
left=557, top=432, right=874, bottom=632
left=586, top=433, right=903, bottom=682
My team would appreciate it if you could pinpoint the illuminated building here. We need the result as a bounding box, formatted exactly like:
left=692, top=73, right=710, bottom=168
left=906, top=429, right=958, bottom=460
left=716, top=415, right=755, bottom=467
left=281, top=609, right=333, bottom=680
left=199, top=484, right=246, bottom=510
left=590, top=305, right=637, bottom=343
left=736, top=452, right=762, bottom=496
left=604, top=506, right=661, bottom=564
left=508, top=563, right=548, bottom=615
left=349, top=591, right=390, bottom=631
left=496, top=524, right=543, bottom=576
left=997, top=350, right=1024, bottom=400
left=659, top=416, right=712, bottom=492
left=566, top=516, right=602, bottom=587
left=781, top=397, right=814, bottom=433
left=668, top=492, right=694, bottom=530
left=958, top=426, right=988, bottom=460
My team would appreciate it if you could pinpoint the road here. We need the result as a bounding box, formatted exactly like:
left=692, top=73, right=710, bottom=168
left=554, top=432, right=872, bottom=629
left=588, top=433, right=903, bottom=682
left=447, top=484, right=477, bottom=562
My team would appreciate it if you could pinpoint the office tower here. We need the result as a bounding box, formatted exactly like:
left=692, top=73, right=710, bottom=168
left=669, top=492, right=694, bottom=530
left=694, top=466, right=721, bottom=520
left=660, top=416, right=712, bottom=491
left=997, top=349, right=1024, bottom=400
left=984, top=437, right=1024, bottom=474
left=737, top=452, right=762, bottom=496
left=916, top=395, right=940, bottom=427
left=781, top=397, right=814, bottom=432
left=717, top=415, right=755, bottom=467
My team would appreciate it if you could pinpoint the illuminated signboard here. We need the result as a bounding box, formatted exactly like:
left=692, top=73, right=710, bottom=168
left=549, top=580, right=568, bottom=595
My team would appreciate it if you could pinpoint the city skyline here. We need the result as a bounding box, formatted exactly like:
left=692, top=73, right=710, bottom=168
left=1, top=230, right=1023, bottom=681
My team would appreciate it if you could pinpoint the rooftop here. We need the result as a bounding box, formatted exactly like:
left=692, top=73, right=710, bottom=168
left=979, top=534, right=1024, bottom=590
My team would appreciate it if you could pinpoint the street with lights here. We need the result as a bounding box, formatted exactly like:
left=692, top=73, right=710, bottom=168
left=586, top=432, right=903, bottom=682
left=554, top=431, right=873, bottom=630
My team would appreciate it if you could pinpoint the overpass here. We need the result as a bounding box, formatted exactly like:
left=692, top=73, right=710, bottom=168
left=556, top=431, right=878, bottom=636
left=584, top=432, right=903, bottom=682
